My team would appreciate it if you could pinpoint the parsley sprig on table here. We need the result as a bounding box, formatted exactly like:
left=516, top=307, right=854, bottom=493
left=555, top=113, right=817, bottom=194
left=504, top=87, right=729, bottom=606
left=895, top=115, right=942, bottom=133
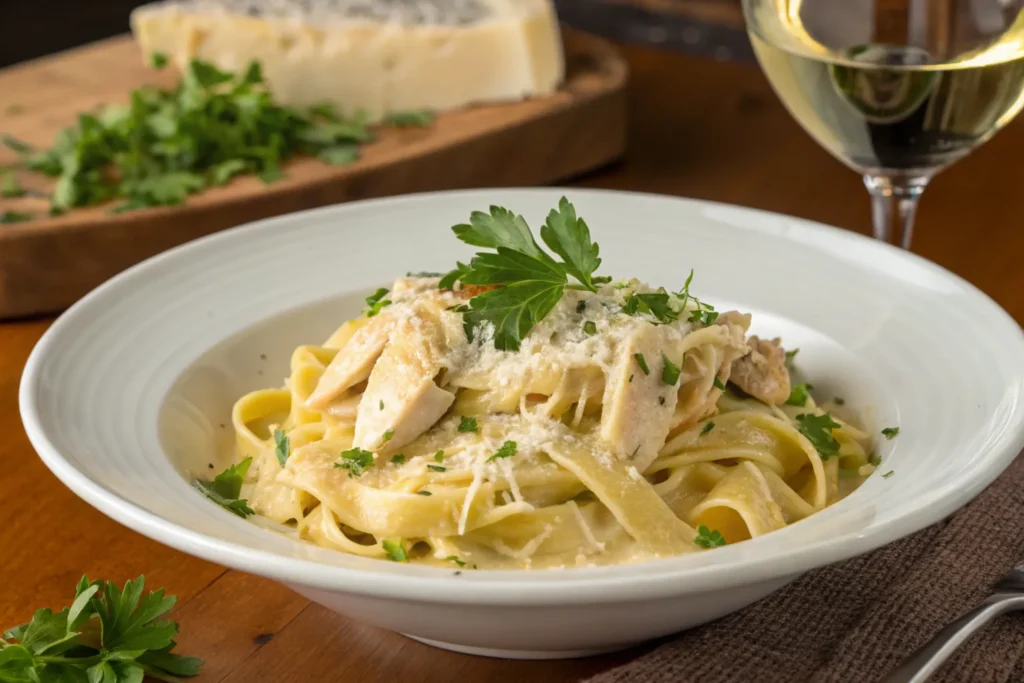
left=0, top=55, right=431, bottom=217
left=0, top=575, right=203, bottom=682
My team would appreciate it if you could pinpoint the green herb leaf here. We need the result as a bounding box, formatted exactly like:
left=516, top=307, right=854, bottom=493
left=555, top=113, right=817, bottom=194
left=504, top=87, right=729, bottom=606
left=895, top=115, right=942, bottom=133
left=700, top=421, right=715, bottom=436
left=795, top=413, right=842, bottom=461
left=364, top=287, right=391, bottom=317
left=446, top=555, right=466, bottom=567
left=583, top=320, right=597, bottom=335
left=382, top=539, right=408, bottom=562
left=391, top=454, right=406, bottom=465
left=452, top=205, right=550, bottom=260
left=485, top=440, right=517, bottom=463
left=713, top=377, right=725, bottom=390
left=785, top=348, right=799, bottom=362
left=1, top=134, right=33, bottom=155
left=839, top=468, right=860, bottom=479
left=273, top=429, right=290, bottom=467
left=882, top=470, right=895, bottom=478
left=416, top=490, right=432, bottom=496
left=575, top=300, right=586, bottom=314
left=438, top=261, right=472, bottom=290
left=382, top=429, right=394, bottom=443
left=318, top=144, right=360, bottom=166
left=150, top=52, right=169, bottom=69
left=194, top=458, right=254, bottom=517
left=461, top=276, right=565, bottom=351
left=539, top=196, right=602, bottom=291
left=881, top=427, right=900, bottom=440
left=334, top=448, right=374, bottom=477
left=0, top=210, right=32, bottom=224
left=662, top=353, right=680, bottom=386
left=384, top=109, right=435, bottom=127
left=434, top=450, right=445, bottom=462
left=427, top=465, right=446, bottom=472
left=210, top=159, right=248, bottom=186
left=622, top=291, right=678, bottom=324
left=786, top=382, right=814, bottom=407
left=634, top=353, right=650, bottom=375
left=457, top=416, right=478, bottom=433
left=694, top=525, right=726, bottom=548
left=1, top=171, right=25, bottom=198
left=833, top=397, right=845, bottom=406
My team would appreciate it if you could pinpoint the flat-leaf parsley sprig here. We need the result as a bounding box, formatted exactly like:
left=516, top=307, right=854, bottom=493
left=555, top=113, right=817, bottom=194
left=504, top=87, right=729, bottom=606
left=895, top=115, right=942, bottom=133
left=0, top=575, right=203, bottom=682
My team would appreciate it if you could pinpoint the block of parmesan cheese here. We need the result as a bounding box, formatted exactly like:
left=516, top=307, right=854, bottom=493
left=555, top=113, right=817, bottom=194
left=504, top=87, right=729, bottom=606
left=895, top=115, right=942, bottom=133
left=130, top=0, right=565, bottom=121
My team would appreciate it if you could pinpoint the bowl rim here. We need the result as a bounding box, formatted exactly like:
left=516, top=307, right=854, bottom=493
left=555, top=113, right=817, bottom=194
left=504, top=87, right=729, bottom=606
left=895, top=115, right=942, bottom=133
left=20, top=187, right=1024, bottom=605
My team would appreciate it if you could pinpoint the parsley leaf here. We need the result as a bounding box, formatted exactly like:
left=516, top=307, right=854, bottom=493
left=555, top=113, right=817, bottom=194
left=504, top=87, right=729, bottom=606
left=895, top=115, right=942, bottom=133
left=785, top=348, right=799, bottom=363
left=439, top=261, right=472, bottom=290
left=382, top=539, right=408, bottom=562
left=384, top=109, right=435, bottom=127
left=634, top=353, right=650, bottom=375
left=273, top=429, right=290, bottom=467
left=0, top=210, right=32, bottom=224
left=364, top=287, right=391, bottom=317
left=486, top=440, right=517, bottom=463
left=576, top=300, right=586, bottom=314
left=428, top=465, right=446, bottom=472
left=882, top=470, right=895, bottom=478
left=584, top=320, right=597, bottom=335
left=334, top=448, right=375, bottom=477
left=453, top=205, right=551, bottom=260
left=881, top=427, right=900, bottom=440
left=446, top=555, right=466, bottom=567
left=416, top=490, right=432, bottom=496
left=540, top=196, right=602, bottom=291
left=700, top=421, right=715, bottom=436
left=694, top=525, right=726, bottom=548
left=834, top=397, right=845, bottom=406
left=713, top=377, right=725, bottom=390
left=786, top=382, right=814, bottom=407
left=434, top=450, right=445, bottom=462
left=457, top=416, right=478, bottom=433
left=1, top=134, right=32, bottom=155
left=318, top=144, right=360, bottom=166
left=662, top=353, right=681, bottom=386
left=461, top=275, right=565, bottom=351
left=391, top=454, right=406, bottom=465
left=795, top=413, right=842, bottom=460
left=1, top=171, right=25, bottom=198
left=194, top=458, right=254, bottom=517
left=623, top=291, right=678, bottom=324
left=382, top=429, right=394, bottom=443
left=0, top=575, right=202, bottom=681
left=150, top=52, right=169, bottom=69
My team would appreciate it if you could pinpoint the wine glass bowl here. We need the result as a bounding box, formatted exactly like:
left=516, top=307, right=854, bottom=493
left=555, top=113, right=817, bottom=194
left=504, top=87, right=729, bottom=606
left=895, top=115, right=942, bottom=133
left=742, top=0, right=1024, bottom=248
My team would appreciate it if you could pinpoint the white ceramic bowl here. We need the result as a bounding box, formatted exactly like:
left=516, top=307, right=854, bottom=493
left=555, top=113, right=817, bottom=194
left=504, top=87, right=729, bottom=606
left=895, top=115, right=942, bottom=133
left=20, top=189, right=1024, bottom=659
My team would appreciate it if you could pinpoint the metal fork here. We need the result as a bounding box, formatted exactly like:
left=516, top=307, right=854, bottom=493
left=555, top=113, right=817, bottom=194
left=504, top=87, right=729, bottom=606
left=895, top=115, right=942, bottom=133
left=880, top=565, right=1024, bottom=682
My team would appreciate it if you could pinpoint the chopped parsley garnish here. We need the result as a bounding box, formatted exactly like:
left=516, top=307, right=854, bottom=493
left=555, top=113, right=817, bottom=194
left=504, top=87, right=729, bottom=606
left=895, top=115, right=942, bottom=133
left=700, top=421, right=715, bottom=436
left=364, top=287, right=391, bottom=317
left=457, top=416, right=478, bottom=433
left=786, top=382, right=814, bottom=407
left=442, top=198, right=602, bottom=350
left=446, top=555, right=466, bottom=567
left=379, top=400, right=384, bottom=411
left=622, top=291, right=678, bottom=324
left=391, top=454, right=407, bottom=465
left=713, top=377, right=725, bottom=390
left=0, top=574, right=203, bottom=681
left=383, top=109, right=435, bottom=127
left=785, top=348, right=799, bottom=362
left=662, top=353, right=680, bottom=386
left=194, top=457, right=254, bottom=518
left=334, top=448, right=374, bottom=477
left=839, top=468, right=860, bottom=479
left=428, top=465, right=446, bottom=472
left=416, top=490, right=432, bottom=496
left=576, top=300, right=586, bottom=314
left=2, top=59, right=400, bottom=215
left=633, top=353, right=650, bottom=375
left=0, top=210, right=32, bottom=224
left=1, top=171, right=25, bottom=198
left=382, top=539, right=408, bottom=562
left=273, top=428, right=290, bottom=467
left=882, top=470, right=895, bottom=478
left=584, top=320, right=597, bottom=335
left=434, top=450, right=445, bottom=462
left=795, top=413, right=842, bottom=461
left=486, top=440, right=517, bottom=463
left=382, top=429, right=394, bottom=443
left=694, top=525, right=726, bottom=548
left=150, top=51, right=169, bottom=69
left=881, top=427, right=900, bottom=440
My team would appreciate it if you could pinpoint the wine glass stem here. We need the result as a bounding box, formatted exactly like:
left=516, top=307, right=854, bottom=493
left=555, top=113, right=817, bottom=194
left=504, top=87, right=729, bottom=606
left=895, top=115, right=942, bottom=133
left=863, top=175, right=929, bottom=250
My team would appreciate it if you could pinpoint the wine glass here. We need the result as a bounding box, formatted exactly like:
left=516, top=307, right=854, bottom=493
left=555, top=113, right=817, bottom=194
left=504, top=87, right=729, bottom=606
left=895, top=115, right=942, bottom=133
left=741, top=0, right=1024, bottom=249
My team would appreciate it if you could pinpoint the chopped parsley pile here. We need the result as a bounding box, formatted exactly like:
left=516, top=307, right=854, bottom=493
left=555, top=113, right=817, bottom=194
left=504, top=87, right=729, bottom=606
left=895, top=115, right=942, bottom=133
left=0, top=54, right=432, bottom=221
left=0, top=575, right=202, bottom=682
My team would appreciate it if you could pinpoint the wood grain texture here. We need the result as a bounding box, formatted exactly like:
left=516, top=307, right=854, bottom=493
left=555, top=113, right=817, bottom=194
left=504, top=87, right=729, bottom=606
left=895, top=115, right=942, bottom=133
left=6, top=38, right=1024, bottom=683
left=0, top=28, right=626, bottom=319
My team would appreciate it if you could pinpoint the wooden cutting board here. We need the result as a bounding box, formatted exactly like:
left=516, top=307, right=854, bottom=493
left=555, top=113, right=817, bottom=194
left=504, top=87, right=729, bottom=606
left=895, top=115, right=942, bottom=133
left=0, top=27, right=627, bottom=319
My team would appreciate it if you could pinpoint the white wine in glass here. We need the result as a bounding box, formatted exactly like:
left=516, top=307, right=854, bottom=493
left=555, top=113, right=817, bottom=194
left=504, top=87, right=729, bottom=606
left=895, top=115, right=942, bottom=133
left=742, top=0, right=1024, bottom=248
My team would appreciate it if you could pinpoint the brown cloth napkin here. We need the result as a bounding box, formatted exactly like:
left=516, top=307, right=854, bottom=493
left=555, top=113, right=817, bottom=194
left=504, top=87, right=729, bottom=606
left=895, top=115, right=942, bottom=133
left=586, top=454, right=1024, bottom=683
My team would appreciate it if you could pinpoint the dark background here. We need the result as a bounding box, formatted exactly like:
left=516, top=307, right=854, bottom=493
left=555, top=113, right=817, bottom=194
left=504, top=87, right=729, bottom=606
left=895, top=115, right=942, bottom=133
left=0, top=0, right=751, bottom=69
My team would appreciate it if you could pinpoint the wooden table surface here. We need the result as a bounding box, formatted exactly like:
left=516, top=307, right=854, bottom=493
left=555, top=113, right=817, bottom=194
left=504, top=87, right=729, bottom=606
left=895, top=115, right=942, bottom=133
left=5, top=38, right=1024, bottom=683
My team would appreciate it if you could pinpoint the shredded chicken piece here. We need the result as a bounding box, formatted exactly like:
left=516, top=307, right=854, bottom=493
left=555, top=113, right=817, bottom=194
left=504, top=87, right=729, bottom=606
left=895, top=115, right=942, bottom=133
left=729, top=335, right=791, bottom=405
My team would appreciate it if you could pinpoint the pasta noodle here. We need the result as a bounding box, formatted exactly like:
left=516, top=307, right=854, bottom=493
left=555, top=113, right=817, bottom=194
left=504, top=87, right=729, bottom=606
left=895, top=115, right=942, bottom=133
left=227, top=275, right=876, bottom=569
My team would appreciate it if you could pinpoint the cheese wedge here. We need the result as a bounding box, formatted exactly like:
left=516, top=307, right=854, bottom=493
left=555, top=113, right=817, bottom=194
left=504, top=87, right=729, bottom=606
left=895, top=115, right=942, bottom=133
left=130, top=0, right=565, bottom=121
